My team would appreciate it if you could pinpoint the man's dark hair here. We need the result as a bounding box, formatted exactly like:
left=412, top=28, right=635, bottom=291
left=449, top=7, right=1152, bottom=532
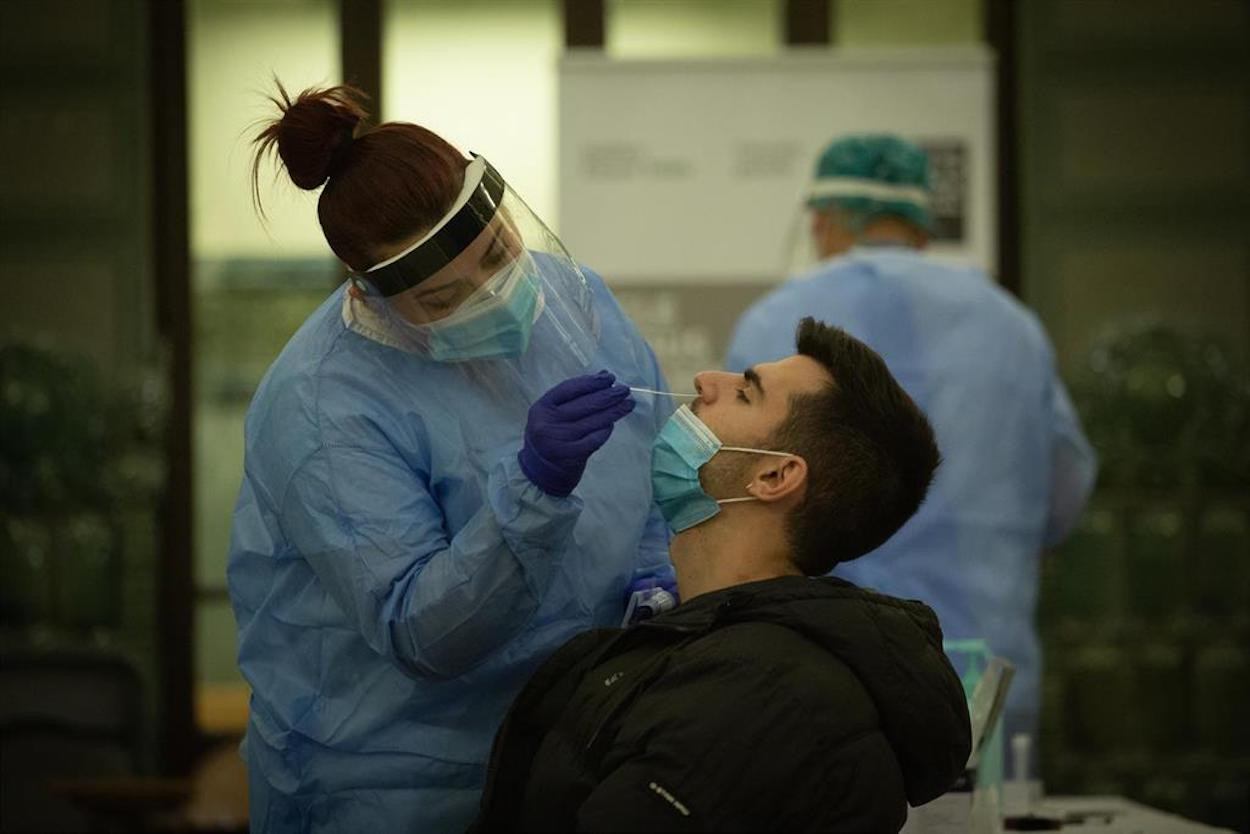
left=774, top=317, right=940, bottom=575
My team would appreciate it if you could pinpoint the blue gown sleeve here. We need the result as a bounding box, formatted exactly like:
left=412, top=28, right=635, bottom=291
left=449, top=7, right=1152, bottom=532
left=279, top=434, right=582, bottom=680
left=1043, top=373, right=1098, bottom=547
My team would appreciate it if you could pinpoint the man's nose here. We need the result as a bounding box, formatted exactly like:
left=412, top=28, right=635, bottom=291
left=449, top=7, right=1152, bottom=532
left=693, top=372, right=714, bottom=405
left=693, top=371, right=732, bottom=405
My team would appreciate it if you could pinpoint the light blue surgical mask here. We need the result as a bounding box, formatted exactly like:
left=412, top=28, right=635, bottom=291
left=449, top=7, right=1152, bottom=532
left=424, top=260, right=541, bottom=362
left=650, top=404, right=793, bottom=533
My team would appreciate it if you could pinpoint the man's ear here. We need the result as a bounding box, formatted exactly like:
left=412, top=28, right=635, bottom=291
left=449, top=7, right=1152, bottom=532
left=747, top=456, right=807, bottom=504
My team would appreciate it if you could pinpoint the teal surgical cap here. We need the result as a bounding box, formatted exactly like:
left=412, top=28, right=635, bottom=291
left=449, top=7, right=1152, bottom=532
left=806, top=134, right=933, bottom=231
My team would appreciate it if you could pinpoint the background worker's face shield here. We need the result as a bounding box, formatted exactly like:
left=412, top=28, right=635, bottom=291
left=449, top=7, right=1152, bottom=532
left=783, top=187, right=935, bottom=277
left=783, top=134, right=935, bottom=277
left=347, top=156, right=600, bottom=401
left=783, top=200, right=857, bottom=276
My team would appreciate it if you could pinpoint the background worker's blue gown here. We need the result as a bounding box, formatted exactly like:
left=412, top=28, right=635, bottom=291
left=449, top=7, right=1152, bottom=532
left=228, top=269, right=670, bottom=834
left=727, top=247, right=1096, bottom=751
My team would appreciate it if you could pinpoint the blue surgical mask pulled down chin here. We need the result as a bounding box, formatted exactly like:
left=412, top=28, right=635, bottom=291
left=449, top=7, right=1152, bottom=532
left=424, top=260, right=541, bottom=362
left=650, top=404, right=793, bottom=533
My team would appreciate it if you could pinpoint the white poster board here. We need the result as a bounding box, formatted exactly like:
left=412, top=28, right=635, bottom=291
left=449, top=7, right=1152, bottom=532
left=558, top=48, right=995, bottom=284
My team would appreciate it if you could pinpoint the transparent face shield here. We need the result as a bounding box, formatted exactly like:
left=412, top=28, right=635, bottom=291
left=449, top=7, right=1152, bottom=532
left=782, top=200, right=828, bottom=279
left=782, top=177, right=933, bottom=278
left=346, top=155, right=600, bottom=403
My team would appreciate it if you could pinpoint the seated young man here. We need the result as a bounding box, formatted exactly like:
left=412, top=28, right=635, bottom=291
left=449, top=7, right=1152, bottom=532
left=472, top=318, right=971, bottom=833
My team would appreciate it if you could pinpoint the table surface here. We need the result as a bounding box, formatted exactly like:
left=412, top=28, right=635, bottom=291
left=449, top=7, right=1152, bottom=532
left=1027, top=795, right=1235, bottom=833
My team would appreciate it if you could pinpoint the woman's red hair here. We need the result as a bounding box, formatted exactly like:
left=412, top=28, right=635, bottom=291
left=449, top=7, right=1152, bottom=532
left=252, top=81, right=466, bottom=271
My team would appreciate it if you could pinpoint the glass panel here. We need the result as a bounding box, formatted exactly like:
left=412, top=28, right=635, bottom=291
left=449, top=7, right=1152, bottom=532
left=0, top=0, right=166, bottom=782
left=188, top=0, right=340, bottom=700
left=383, top=0, right=561, bottom=223
left=195, top=596, right=242, bottom=685
left=834, top=0, right=983, bottom=45
left=189, top=0, right=339, bottom=260
left=607, top=0, right=781, bottom=57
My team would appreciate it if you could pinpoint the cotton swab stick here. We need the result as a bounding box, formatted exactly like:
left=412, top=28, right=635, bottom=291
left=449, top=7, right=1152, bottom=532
left=629, top=387, right=698, bottom=399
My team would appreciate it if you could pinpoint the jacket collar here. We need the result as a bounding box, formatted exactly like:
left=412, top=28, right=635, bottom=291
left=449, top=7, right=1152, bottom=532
left=637, top=575, right=918, bottom=634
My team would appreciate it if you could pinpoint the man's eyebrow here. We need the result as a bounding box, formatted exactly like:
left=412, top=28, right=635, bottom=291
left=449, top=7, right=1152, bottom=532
left=744, top=366, right=765, bottom=398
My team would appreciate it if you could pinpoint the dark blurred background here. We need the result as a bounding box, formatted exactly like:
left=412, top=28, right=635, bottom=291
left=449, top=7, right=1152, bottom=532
left=0, top=1, right=1246, bottom=831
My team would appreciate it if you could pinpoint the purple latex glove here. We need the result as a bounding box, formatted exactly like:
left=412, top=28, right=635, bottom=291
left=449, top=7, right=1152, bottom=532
left=518, top=370, right=636, bottom=497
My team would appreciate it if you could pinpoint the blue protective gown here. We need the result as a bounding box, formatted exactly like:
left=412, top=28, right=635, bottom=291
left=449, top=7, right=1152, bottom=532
left=228, top=269, right=671, bottom=834
left=726, top=247, right=1096, bottom=749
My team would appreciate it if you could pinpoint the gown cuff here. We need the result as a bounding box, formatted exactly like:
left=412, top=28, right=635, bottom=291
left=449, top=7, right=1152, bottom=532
left=489, top=453, right=584, bottom=565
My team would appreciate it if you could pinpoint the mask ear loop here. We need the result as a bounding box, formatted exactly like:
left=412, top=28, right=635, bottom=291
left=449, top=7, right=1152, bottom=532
left=720, top=447, right=793, bottom=457
left=713, top=449, right=794, bottom=505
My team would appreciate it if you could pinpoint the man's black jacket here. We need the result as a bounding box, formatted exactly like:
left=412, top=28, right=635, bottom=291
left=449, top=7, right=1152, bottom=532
left=471, top=576, right=971, bottom=832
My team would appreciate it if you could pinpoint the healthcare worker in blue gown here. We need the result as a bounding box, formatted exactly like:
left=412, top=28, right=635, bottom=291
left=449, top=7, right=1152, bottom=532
left=227, top=84, right=674, bottom=833
left=726, top=134, right=1097, bottom=765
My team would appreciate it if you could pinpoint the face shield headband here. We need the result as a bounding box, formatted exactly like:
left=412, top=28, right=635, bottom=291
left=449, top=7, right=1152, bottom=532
left=359, top=155, right=507, bottom=298
left=805, top=176, right=931, bottom=211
